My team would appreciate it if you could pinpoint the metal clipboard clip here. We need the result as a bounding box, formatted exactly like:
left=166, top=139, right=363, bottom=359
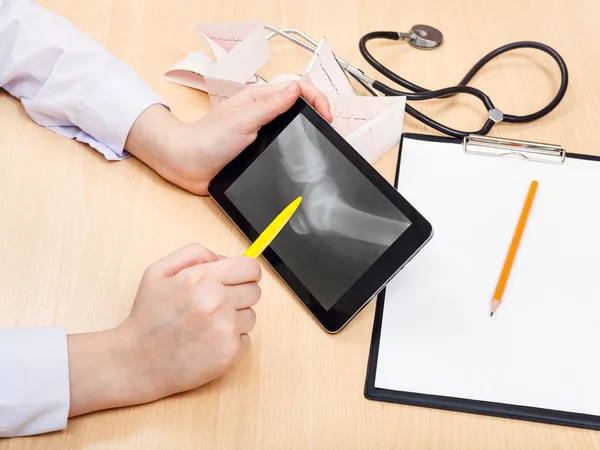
left=463, top=135, right=566, bottom=164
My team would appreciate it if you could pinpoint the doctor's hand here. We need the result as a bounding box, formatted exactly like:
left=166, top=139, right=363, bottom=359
left=66, top=243, right=262, bottom=417
left=125, top=80, right=332, bottom=196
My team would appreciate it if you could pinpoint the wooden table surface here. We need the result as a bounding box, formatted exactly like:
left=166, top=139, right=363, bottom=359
left=2, top=0, right=600, bottom=448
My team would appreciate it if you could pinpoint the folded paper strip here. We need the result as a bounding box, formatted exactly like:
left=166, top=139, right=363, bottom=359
left=164, top=20, right=406, bottom=164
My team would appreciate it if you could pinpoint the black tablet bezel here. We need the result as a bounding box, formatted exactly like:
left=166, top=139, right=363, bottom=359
left=208, top=98, right=433, bottom=333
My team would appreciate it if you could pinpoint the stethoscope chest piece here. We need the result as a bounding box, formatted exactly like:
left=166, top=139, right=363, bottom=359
left=401, top=24, right=444, bottom=49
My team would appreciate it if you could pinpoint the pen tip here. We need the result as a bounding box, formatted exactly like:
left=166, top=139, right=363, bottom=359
left=490, top=312, right=494, bottom=317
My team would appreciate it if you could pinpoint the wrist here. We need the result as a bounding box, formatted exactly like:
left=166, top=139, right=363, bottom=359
left=124, top=104, right=184, bottom=178
left=67, top=328, right=143, bottom=417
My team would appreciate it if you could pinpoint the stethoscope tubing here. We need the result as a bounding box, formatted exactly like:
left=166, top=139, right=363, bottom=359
left=265, top=26, right=569, bottom=138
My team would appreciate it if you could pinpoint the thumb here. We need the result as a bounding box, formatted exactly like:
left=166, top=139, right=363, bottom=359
left=246, top=82, right=301, bottom=127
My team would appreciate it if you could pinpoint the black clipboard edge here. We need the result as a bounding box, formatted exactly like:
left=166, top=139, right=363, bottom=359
left=364, top=132, right=600, bottom=431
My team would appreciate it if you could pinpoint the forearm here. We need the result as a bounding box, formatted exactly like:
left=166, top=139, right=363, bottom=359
left=123, top=103, right=210, bottom=195
left=124, top=104, right=183, bottom=176
left=67, top=324, right=169, bottom=418
left=67, top=329, right=136, bottom=417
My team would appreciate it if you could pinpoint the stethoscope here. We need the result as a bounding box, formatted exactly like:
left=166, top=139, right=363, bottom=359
left=265, top=24, right=569, bottom=138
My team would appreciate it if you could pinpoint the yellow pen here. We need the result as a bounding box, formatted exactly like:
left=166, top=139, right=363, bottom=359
left=243, top=196, right=303, bottom=259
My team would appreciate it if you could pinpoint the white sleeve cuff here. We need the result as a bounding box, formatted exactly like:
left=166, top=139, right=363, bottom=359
left=0, top=327, right=70, bottom=437
left=76, top=69, right=168, bottom=160
left=47, top=126, right=130, bottom=161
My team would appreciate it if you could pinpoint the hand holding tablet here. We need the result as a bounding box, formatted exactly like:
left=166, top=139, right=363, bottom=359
left=209, top=98, right=432, bottom=332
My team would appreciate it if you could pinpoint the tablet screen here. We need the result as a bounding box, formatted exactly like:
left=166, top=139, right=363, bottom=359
left=225, top=114, right=411, bottom=311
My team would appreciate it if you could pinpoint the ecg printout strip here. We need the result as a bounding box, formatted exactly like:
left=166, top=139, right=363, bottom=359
left=164, top=21, right=407, bottom=164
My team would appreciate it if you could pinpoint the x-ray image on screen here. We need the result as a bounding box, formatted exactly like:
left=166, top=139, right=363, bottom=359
left=225, top=114, right=411, bottom=310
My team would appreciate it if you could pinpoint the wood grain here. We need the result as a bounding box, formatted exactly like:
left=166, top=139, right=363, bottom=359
left=2, top=0, right=600, bottom=448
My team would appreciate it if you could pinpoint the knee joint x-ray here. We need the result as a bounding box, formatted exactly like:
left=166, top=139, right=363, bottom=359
left=225, top=115, right=411, bottom=310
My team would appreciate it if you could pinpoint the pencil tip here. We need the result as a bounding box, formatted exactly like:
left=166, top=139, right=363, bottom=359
left=490, top=299, right=500, bottom=316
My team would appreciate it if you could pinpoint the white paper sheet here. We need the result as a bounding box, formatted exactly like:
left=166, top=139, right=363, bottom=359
left=374, top=137, right=600, bottom=416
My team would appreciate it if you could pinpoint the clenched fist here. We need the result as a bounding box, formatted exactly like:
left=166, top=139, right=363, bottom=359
left=67, top=244, right=262, bottom=417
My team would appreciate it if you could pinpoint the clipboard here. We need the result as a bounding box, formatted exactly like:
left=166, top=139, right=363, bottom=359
left=364, top=132, right=600, bottom=430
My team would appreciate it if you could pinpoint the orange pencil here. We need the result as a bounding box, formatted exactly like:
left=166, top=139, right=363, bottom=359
left=491, top=180, right=539, bottom=316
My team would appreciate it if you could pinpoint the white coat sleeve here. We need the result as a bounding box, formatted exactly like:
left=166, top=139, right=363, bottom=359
left=0, top=0, right=167, bottom=160
left=0, top=328, right=70, bottom=437
left=0, top=0, right=166, bottom=438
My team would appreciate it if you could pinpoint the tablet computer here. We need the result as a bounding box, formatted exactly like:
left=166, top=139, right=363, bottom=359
left=208, top=98, right=433, bottom=333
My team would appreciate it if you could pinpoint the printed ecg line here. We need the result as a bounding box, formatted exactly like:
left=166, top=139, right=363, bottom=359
left=316, top=55, right=340, bottom=95
left=364, top=127, right=373, bottom=147
left=209, top=93, right=230, bottom=102
left=207, top=35, right=243, bottom=43
left=333, top=112, right=376, bottom=121
left=331, top=98, right=396, bottom=128
left=332, top=103, right=377, bottom=122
